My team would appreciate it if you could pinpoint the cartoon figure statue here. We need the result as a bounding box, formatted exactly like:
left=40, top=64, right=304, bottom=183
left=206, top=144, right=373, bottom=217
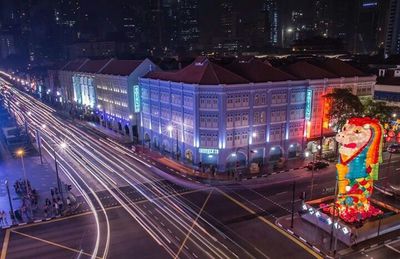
left=323, top=118, right=384, bottom=222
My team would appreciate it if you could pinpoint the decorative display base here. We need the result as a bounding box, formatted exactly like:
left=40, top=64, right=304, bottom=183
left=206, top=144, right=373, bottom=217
left=300, top=196, right=400, bottom=246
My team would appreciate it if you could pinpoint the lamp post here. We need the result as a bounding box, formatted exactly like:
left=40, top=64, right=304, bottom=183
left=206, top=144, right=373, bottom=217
left=16, top=149, right=33, bottom=217
left=308, top=144, right=321, bottom=201
left=36, top=124, right=46, bottom=165
left=53, top=142, right=67, bottom=202
left=5, top=180, right=14, bottom=219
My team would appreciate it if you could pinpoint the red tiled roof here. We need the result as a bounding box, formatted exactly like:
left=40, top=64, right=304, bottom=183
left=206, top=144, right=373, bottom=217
left=99, top=59, right=144, bottom=76
left=62, top=59, right=89, bottom=71
left=317, top=58, right=367, bottom=77
left=226, top=59, right=297, bottom=82
left=78, top=59, right=112, bottom=73
left=144, top=57, right=249, bottom=85
left=283, top=61, right=337, bottom=79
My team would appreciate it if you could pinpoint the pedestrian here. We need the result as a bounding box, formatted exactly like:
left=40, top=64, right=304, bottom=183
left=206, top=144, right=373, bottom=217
left=44, top=205, right=48, bottom=218
left=55, top=187, right=58, bottom=195
left=66, top=197, right=71, bottom=208
left=2, top=210, right=8, bottom=225
left=9, top=211, right=15, bottom=224
left=57, top=198, right=63, bottom=211
left=50, top=188, right=54, bottom=197
left=0, top=211, right=4, bottom=226
left=21, top=206, right=28, bottom=220
left=54, top=202, right=59, bottom=215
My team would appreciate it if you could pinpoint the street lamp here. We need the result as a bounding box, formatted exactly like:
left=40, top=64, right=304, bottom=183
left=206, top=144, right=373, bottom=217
left=5, top=180, right=14, bottom=220
left=53, top=141, right=67, bottom=202
left=36, top=125, right=46, bottom=165
left=16, top=149, right=33, bottom=217
left=310, top=145, right=321, bottom=200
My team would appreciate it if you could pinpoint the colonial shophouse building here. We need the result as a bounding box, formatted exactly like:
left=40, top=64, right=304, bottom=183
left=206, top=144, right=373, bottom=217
left=58, top=58, right=158, bottom=140
left=139, top=57, right=376, bottom=172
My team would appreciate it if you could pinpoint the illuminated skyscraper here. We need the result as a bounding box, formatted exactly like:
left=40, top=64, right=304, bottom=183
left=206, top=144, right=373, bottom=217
left=264, top=0, right=279, bottom=47
left=385, top=0, right=400, bottom=56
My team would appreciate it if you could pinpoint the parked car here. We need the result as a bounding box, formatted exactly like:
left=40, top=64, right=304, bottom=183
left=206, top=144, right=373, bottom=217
left=387, top=144, right=400, bottom=153
left=306, top=161, right=329, bottom=170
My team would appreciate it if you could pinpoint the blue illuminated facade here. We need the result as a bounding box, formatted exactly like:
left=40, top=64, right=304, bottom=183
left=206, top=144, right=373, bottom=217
left=138, top=77, right=309, bottom=172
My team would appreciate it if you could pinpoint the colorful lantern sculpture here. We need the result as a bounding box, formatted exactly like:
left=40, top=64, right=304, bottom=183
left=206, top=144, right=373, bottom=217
left=322, top=118, right=384, bottom=222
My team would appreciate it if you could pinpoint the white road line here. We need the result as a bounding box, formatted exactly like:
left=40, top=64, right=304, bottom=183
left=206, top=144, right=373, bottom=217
left=386, top=244, right=400, bottom=254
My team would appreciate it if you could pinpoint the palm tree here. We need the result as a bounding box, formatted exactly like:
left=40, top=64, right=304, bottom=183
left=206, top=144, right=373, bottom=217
left=324, top=88, right=364, bottom=130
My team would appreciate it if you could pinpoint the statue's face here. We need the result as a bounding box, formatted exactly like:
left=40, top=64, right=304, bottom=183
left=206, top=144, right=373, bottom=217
left=336, top=123, right=371, bottom=158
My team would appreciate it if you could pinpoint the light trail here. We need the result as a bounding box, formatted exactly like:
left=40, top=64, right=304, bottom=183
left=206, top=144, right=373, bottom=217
left=2, top=82, right=263, bottom=259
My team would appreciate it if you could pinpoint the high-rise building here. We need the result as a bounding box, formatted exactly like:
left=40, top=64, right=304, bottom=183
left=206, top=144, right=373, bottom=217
left=352, top=0, right=389, bottom=54
left=385, top=0, right=400, bottom=56
left=220, top=0, right=238, bottom=39
left=176, top=0, right=200, bottom=51
left=264, top=0, right=279, bottom=47
left=0, top=33, right=16, bottom=59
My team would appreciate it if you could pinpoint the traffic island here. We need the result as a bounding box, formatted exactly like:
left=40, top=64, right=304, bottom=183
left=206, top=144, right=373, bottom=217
left=300, top=197, right=400, bottom=246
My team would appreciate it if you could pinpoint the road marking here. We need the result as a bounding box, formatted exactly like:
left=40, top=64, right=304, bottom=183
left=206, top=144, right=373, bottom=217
left=174, top=190, right=213, bottom=259
left=11, top=230, right=101, bottom=258
left=1, top=229, right=10, bottom=259
left=12, top=188, right=210, bottom=230
left=386, top=244, right=400, bottom=254
left=217, top=189, right=323, bottom=259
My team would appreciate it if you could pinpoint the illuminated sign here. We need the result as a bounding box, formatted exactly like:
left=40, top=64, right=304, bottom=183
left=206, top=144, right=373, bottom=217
left=199, top=148, right=219, bottom=155
left=133, top=85, right=141, bottom=112
left=305, top=89, right=313, bottom=121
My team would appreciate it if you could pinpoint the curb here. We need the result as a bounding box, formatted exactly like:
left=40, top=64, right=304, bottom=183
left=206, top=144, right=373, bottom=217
left=276, top=221, right=330, bottom=258
left=358, top=235, right=400, bottom=253
left=240, top=167, right=306, bottom=181
left=1, top=216, right=59, bottom=230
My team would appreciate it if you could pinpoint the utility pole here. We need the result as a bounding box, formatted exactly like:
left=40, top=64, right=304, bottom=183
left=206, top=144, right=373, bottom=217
left=310, top=152, right=316, bottom=200
left=53, top=149, right=64, bottom=202
left=5, top=180, right=14, bottom=218
left=330, top=179, right=339, bottom=254
left=36, top=129, right=43, bottom=164
left=291, top=181, right=296, bottom=228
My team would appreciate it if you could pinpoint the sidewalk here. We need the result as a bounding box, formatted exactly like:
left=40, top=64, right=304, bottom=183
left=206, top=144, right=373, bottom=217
left=79, top=120, right=314, bottom=183
left=0, top=155, right=74, bottom=228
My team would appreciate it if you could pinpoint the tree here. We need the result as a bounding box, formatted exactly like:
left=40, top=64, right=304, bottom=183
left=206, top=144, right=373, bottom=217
left=324, top=88, right=364, bottom=130
left=362, top=97, right=395, bottom=125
